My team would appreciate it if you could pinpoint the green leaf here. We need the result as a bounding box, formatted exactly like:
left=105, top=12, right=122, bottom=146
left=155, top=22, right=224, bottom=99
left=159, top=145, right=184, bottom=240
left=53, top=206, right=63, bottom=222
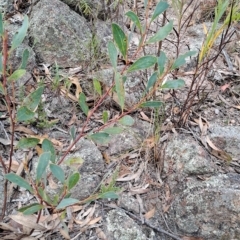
left=16, top=106, right=35, bottom=122
left=19, top=49, right=29, bottom=69
left=102, top=111, right=109, bottom=123
left=23, top=86, right=44, bottom=111
left=0, top=53, right=3, bottom=74
left=50, top=164, right=65, bottom=184
left=89, top=132, right=111, bottom=144
left=147, top=21, right=173, bottom=44
left=38, top=187, right=53, bottom=204
left=18, top=203, right=44, bottom=215
left=36, top=152, right=51, bottom=182
left=112, top=23, right=128, bottom=61
left=78, top=92, right=89, bottom=116
left=64, top=157, right=84, bottom=169
left=140, top=101, right=163, bottom=108
left=99, top=191, right=119, bottom=199
left=103, top=127, right=123, bottom=135
left=161, top=79, right=185, bottom=89
left=5, top=173, right=33, bottom=192
left=157, top=51, right=167, bottom=75
left=108, top=41, right=118, bottom=70
left=125, top=11, right=142, bottom=33
left=151, top=1, right=169, bottom=22
left=93, top=78, right=102, bottom=96
left=0, top=13, right=3, bottom=36
left=171, top=51, right=197, bottom=70
left=8, top=69, right=26, bottom=82
left=42, top=139, right=56, bottom=163
left=67, top=172, right=80, bottom=190
left=119, top=115, right=134, bottom=126
left=17, top=137, right=40, bottom=149
left=127, top=55, right=157, bottom=73
left=115, top=72, right=125, bottom=111
left=56, top=198, right=79, bottom=210
left=70, top=125, right=76, bottom=140
left=10, top=15, right=29, bottom=51
left=0, top=82, right=4, bottom=94
left=145, top=71, right=158, bottom=93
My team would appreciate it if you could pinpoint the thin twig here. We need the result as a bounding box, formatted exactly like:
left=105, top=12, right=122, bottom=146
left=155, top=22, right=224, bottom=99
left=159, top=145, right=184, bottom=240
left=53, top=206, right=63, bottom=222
left=105, top=204, right=183, bottom=240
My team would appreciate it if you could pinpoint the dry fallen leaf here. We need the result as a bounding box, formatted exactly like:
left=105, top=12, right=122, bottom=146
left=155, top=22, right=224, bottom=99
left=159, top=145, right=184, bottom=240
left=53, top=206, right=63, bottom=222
left=206, top=136, right=232, bottom=162
left=117, top=162, right=145, bottom=182
left=144, top=207, right=155, bottom=220
left=9, top=215, right=46, bottom=231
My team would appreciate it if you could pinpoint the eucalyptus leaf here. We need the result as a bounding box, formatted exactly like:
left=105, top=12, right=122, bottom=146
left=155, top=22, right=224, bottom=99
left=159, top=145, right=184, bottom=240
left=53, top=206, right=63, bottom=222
left=0, top=82, right=4, bottom=95
left=99, top=191, right=119, bottom=199
left=19, top=49, right=29, bottom=69
left=8, top=69, right=26, bottom=82
left=127, top=55, right=157, bottom=73
left=147, top=21, right=173, bottom=44
left=42, top=139, right=56, bottom=163
left=38, top=187, right=53, bottom=204
left=50, top=164, right=65, bottom=184
left=56, top=198, right=79, bottom=210
left=125, top=11, right=142, bottom=33
left=17, top=137, right=40, bottom=149
left=171, top=51, right=197, bottom=70
left=10, top=15, right=29, bottom=51
left=108, top=41, right=118, bottom=70
left=78, top=92, right=89, bottom=116
left=161, top=79, right=185, bottom=89
left=0, top=53, right=3, bottom=73
left=112, top=23, right=128, bottom=61
left=93, top=78, right=102, bottom=96
left=118, top=115, right=134, bottom=126
left=18, top=203, right=44, bottom=215
left=145, top=71, right=158, bottom=93
left=89, top=132, right=111, bottom=144
left=0, top=13, right=3, bottom=36
left=36, top=152, right=51, bottom=182
left=151, top=1, right=169, bottom=22
left=157, top=51, right=167, bottom=75
left=102, top=111, right=108, bottom=123
left=103, top=127, right=123, bottom=135
left=5, top=173, right=33, bottom=192
left=115, top=72, right=125, bottom=111
left=16, top=106, right=35, bottom=122
left=23, top=86, right=44, bottom=111
left=141, top=101, right=163, bottom=108
left=67, top=172, right=80, bottom=190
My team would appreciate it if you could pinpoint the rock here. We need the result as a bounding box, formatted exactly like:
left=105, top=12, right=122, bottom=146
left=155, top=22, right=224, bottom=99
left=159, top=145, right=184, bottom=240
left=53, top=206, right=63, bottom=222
left=62, top=137, right=105, bottom=200
left=60, top=0, right=117, bottom=20
left=29, top=0, right=92, bottom=67
left=170, top=174, right=240, bottom=239
left=104, top=209, right=155, bottom=240
left=0, top=0, right=12, bottom=13
left=106, top=119, right=151, bottom=156
left=118, top=193, right=140, bottom=214
left=164, top=135, right=215, bottom=177
left=209, top=125, right=240, bottom=159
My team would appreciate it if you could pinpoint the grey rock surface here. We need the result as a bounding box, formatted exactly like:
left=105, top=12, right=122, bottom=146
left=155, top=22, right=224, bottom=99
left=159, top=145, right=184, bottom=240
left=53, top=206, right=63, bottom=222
left=171, top=174, right=240, bottom=239
left=164, top=135, right=215, bottom=176
left=209, top=124, right=240, bottom=159
left=106, top=119, right=151, bottom=156
left=105, top=210, right=155, bottom=240
left=29, top=0, right=92, bottom=67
